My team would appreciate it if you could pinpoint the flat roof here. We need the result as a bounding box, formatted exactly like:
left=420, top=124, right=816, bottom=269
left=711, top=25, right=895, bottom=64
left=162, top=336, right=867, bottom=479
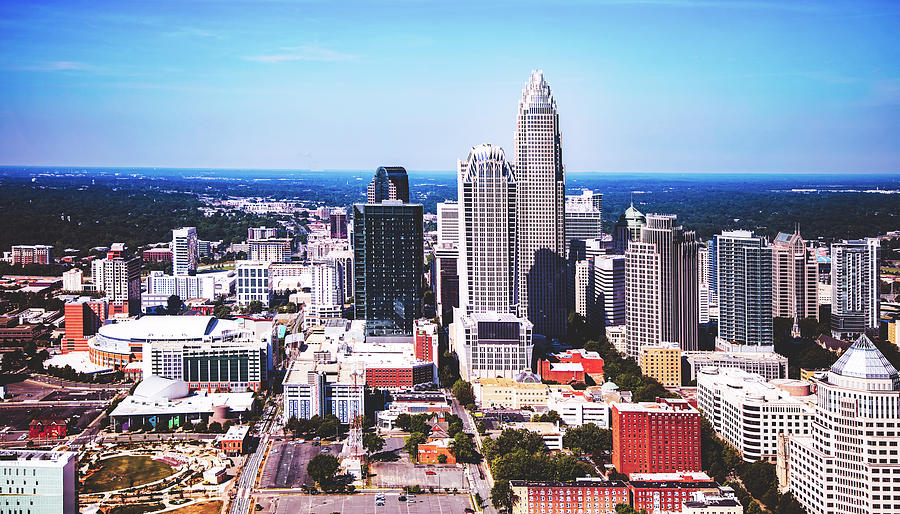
left=0, top=450, right=76, bottom=467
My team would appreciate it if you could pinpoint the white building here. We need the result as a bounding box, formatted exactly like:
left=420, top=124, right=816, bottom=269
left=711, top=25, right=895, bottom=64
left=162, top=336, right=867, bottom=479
left=593, top=254, right=625, bottom=328
left=830, top=238, right=880, bottom=339
left=606, top=325, right=627, bottom=355
left=282, top=359, right=365, bottom=424
left=715, top=230, right=773, bottom=351
left=236, top=261, right=272, bottom=306
left=682, top=492, right=743, bottom=514
left=436, top=201, right=459, bottom=247
left=787, top=335, right=900, bottom=514
left=0, top=450, right=77, bottom=514
left=307, top=259, right=344, bottom=326
left=62, top=268, right=82, bottom=292
left=574, top=259, right=591, bottom=320
left=546, top=386, right=619, bottom=427
left=146, top=271, right=215, bottom=300
left=172, top=227, right=198, bottom=276
left=697, top=367, right=815, bottom=461
left=515, top=70, right=567, bottom=340
left=453, top=311, right=533, bottom=381
left=625, top=241, right=661, bottom=358
left=248, top=238, right=292, bottom=263
left=457, top=143, right=517, bottom=315
left=684, top=351, right=788, bottom=381
left=564, top=189, right=603, bottom=253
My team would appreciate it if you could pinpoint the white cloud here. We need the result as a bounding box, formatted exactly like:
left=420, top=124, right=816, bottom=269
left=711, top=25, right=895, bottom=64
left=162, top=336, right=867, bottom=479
left=244, top=44, right=357, bottom=63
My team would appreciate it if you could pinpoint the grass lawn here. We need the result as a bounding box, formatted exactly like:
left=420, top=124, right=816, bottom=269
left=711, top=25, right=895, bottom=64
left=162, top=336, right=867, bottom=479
left=108, top=503, right=164, bottom=514
left=83, top=456, right=174, bottom=493
left=167, top=500, right=223, bottom=514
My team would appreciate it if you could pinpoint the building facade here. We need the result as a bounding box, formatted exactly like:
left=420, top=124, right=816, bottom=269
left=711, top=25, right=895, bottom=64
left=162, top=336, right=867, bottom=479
left=235, top=261, right=272, bottom=306
left=612, top=398, right=702, bottom=475
left=830, top=238, right=880, bottom=339
left=771, top=228, right=818, bottom=321
left=515, top=70, right=567, bottom=340
left=11, top=245, right=52, bottom=265
left=510, top=479, right=630, bottom=514
left=353, top=201, right=423, bottom=335
left=454, top=311, right=533, bottom=381
left=715, top=230, right=773, bottom=351
left=172, top=227, right=198, bottom=276
left=565, top=189, right=603, bottom=253
left=248, top=238, right=292, bottom=263
left=0, top=450, right=77, bottom=514
left=367, top=166, right=409, bottom=203
left=787, top=336, right=900, bottom=514
left=639, top=343, right=682, bottom=388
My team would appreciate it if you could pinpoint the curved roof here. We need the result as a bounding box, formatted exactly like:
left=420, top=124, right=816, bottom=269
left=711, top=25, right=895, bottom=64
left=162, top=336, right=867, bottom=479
left=514, top=370, right=542, bottom=383
left=461, top=144, right=515, bottom=184
left=97, top=315, right=243, bottom=343
left=133, top=375, right=189, bottom=400
left=830, top=334, right=899, bottom=380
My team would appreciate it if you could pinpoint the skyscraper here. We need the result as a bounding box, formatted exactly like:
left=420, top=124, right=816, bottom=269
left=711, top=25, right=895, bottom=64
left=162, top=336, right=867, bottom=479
left=788, top=335, right=900, bottom=514
left=436, top=201, right=459, bottom=247
left=435, top=200, right=460, bottom=325
left=172, top=227, right=198, bottom=276
left=625, top=214, right=699, bottom=357
left=614, top=202, right=646, bottom=254
left=453, top=144, right=533, bottom=381
left=771, top=227, right=818, bottom=322
left=564, top=189, right=603, bottom=252
left=715, top=230, right=773, bottom=351
left=329, top=210, right=348, bottom=239
left=515, top=70, right=567, bottom=339
left=308, top=259, right=343, bottom=326
left=830, top=238, right=880, bottom=339
left=592, top=254, right=626, bottom=329
left=353, top=201, right=423, bottom=335
left=367, top=166, right=410, bottom=203
left=458, top=144, right=517, bottom=314
left=625, top=241, right=661, bottom=358
left=91, top=243, right=141, bottom=316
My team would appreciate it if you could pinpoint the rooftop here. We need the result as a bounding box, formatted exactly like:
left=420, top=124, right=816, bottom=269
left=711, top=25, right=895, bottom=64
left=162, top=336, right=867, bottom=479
left=97, top=315, right=245, bottom=342
left=221, top=425, right=250, bottom=441
left=829, top=334, right=900, bottom=386
left=0, top=450, right=77, bottom=467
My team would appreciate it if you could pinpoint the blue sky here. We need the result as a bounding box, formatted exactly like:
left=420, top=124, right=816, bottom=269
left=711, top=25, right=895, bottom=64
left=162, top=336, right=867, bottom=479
left=0, top=0, right=898, bottom=172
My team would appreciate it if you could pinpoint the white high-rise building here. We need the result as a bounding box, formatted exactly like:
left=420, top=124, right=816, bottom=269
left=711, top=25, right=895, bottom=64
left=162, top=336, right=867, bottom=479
left=716, top=230, right=773, bottom=351
left=172, top=227, right=198, bottom=276
left=437, top=201, right=459, bottom=247
left=0, top=450, right=77, bottom=514
left=574, top=259, right=591, bottom=320
left=454, top=143, right=532, bottom=381
left=698, top=244, right=710, bottom=324
left=565, top=189, right=603, bottom=253
left=308, top=259, right=343, bottom=325
left=625, top=214, right=699, bottom=357
left=593, top=254, right=626, bottom=328
left=515, top=70, right=567, bottom=340
left=830, top=238, right=880, bottom=340
left=62, top=268, right=83, bottom=292
left=236, top=261, right=272, bottom=307
left=458, top=144, right=517, bottom=314
left=787, top=335, right=900, bottom=514
left=146, top=271, right=216, bottom=300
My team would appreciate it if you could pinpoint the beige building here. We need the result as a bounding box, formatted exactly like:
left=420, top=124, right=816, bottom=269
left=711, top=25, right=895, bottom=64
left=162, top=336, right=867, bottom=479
left=473, top=376, right=569, bottom=410
left=639, top=343, right=682, bottom=387
left=771, top=229, right=818, bottom=321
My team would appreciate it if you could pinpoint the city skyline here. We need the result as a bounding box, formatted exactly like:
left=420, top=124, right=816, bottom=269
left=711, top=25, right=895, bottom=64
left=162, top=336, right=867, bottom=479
left=1, top=0, right=898, bottom=173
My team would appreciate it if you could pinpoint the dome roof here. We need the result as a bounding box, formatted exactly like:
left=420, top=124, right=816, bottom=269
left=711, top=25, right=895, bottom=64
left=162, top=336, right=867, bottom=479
left=514, top=370, right=542, bottom=383
left=830, top=334, right=899, bottom=381
left=601, top=381, right=620, bottom=391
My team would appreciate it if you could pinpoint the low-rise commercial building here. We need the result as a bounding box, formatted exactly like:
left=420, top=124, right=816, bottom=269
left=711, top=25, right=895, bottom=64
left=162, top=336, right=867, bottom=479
left=282, top=359, right=364, bottom=424
left=511, top=479, right=630, bottom=514
left=539, top=348, right=605, bottom=384
left=684, top=350, right=788, bottom=382
left=629, top=476, right=722, bottom=514
left=219, top=425, right=250, bottom=456
left=418, top=438, right=456, bottom=464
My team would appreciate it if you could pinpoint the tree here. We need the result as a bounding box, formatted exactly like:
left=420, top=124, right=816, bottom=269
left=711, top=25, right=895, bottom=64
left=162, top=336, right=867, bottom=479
left=531, top=410, right=563, bottom=424
left=395, top=413, right=412, bottom=432
left=307, top=454, right=340, bottom=490
left=317, top=415, right=341, bottom=440
left=213, top=303, right=231, bottom=319
left=562, top=423, right=611, bottom=455
left=246, top=300, right=264, bottom=314
left=567, top=312, right=590, bottom=348
left=166, top=295, right=182, bottom=315
left=491, top=480, right=518, bottom=512
left=615, top=505, right=648, bottom=514
left=450, top=433, right=479, bottom=463
left=363, top=432, right=385, bottom=455
left=208, top=421, right=223, bottom=434
left=404, top=432, right=427, bottom=462
left=437, top=454, right=448, bottom=464
left=452, top=379, right=475, bottom=405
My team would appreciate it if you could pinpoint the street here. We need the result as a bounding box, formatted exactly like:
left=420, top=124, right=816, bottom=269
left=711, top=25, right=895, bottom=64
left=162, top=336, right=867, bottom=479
left=448, top=390, right=496, bottom=514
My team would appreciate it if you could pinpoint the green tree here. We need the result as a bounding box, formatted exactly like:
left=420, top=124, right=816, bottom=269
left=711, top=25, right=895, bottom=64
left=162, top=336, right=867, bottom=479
left=246, top=300, right=264, bottom=314
left=615, top=505, right=647, bottom=514
left=213, top=303, right=231, bottom=319
left=166, top=295, right=182, bottom=315
left=562, top=423, right=611, bottom=455
left=362, top=432, right=385, bottom=455
left=404, top=432, right=427, bottom=462
left=491, top=480, right=518, bottom=512
left=307, top=454, right=340, bottom=490
left=208, top=421, right=223, bottom=434
left=452, top=379, right=475, bottom=405
left=450, top=433, right=479, bottom=463
left=531, top=410, right=563, bottom=424
left=395, top=413, right=412, bottom=432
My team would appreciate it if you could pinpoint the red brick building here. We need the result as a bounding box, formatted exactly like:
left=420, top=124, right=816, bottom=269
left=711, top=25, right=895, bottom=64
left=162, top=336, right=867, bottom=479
left=414, top=320, right=438, bottom=363
left=62, top=297, right=107, bottom=353
left=29, top=419, right=67, bottom=439
left=365, top=362, right=434, bottom=389
left=417, top=438, right=456, bottom=464
left=510, top=479, right=630, bottom=514
left=142, top=248, right=173, bottom=263
left=611, top=398, right=701, bottom=476
left=539, top=348, right=604, bottom=384
left=629, top=476, right=720, bottom=513
left=219, top=425, right=250, bottom=456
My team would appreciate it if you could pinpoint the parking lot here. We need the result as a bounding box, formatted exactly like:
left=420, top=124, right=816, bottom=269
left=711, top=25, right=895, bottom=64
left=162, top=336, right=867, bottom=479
left=369, top=461, right=467, bottom=492
left=0, top=404, right=103, bottom=432
left=41, top=388, right=117, bottom=402
left=263, top=492, right=473, bottom=514
left=260, top=440, right=344, bottom=489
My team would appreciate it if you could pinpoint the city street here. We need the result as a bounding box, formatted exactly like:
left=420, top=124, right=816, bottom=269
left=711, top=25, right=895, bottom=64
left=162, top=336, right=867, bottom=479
left=448, top=391, right=496, bottom=514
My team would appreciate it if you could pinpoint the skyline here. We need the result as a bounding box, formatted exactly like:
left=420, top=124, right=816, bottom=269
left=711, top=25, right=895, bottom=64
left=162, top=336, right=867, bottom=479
left=1, top=0, right=899, bottom=172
